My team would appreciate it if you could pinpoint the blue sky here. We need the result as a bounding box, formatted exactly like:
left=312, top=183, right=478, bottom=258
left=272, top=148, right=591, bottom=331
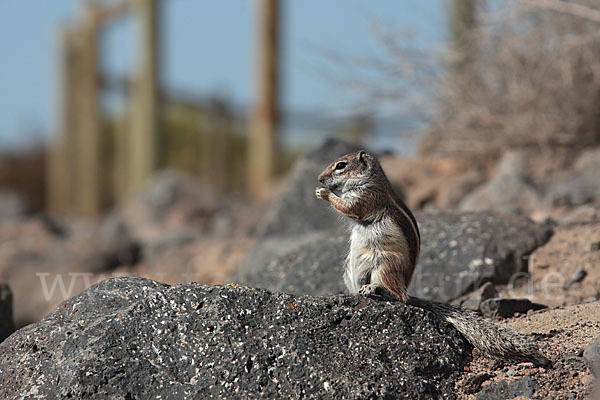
left=0, top=0, right=446, bottom=149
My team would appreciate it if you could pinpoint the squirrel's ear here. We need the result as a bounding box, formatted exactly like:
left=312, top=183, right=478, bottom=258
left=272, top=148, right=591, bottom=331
left=359, top=150, right=368, bottom=165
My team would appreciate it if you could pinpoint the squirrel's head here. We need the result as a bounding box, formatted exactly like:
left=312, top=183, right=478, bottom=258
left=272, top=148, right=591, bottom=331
left=318, top=150, right=374, bottom=192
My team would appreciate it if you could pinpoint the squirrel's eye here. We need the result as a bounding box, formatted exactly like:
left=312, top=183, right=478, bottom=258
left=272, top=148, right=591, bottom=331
left=335, top=161, right=347, bottom=170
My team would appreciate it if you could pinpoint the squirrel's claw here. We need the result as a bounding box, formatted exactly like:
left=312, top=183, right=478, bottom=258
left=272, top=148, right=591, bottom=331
left=359, top=283, right=379, bottom=296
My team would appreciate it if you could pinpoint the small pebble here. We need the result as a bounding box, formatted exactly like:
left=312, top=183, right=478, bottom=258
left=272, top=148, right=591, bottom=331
left=564, top=267, right=587, bottom=289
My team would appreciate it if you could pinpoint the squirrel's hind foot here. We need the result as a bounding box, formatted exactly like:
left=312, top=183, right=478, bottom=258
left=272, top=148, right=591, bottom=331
left=359, top=284, right=399, bottom=302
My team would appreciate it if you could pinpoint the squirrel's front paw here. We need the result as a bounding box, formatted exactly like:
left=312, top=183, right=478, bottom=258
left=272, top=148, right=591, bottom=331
left=315, top=186, right=330, bottom=201
left=359, top=284, right=396, bottom=301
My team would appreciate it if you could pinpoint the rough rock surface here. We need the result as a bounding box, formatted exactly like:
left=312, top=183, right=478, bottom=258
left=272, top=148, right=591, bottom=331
left=454, top=282, right=498, bottom=312
left=475, top=377, right=539, bottom=400
left=412, top=211, right=552, bottom=301
left=238, top=231, right=349, bottom=297
left=0, top=283, right=14, bottom=342
left=479, top=298, right=547, bottom=319
left=0, top=277, right=469, bottom=399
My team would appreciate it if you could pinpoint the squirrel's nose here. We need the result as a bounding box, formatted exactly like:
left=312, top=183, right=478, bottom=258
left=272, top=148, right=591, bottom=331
left=318, top=173, right=326, bottom=184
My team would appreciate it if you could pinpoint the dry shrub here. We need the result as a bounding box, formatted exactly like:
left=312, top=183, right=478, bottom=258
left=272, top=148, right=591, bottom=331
left=327, top=1, right=600, bottom=163
left=424, top=0, right=600, bottom=160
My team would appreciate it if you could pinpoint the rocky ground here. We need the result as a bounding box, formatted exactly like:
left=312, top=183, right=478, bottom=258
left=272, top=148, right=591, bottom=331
left=453, top=214, right=600, bottom=400
left=497, top=213, right=600, bottom=307
left=0, top=171, right=268, bottom=327
left=457, top=301, right=600, bottom=399
left=0, top=138, right=599, bottom=398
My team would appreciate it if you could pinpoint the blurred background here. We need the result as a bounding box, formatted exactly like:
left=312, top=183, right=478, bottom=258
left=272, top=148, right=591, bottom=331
left=0, top=0, right=443, bottom=214
left=2, top=0, right=600, bottom=331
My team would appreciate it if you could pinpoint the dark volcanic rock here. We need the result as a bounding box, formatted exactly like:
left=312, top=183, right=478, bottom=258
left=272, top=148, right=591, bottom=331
left=0, top=277, right=469, bottom=399
left=412, top=211, right=552, bottom=302
left=461, top=372, right=494, bottom=395
left=238, top=210, right=552, bottom=302
left=456, top=282, right=499, bottom=312
left=479, top=298, right=547, bottom=319
left=475, top=377, right=539, bottom=400
left=0, top=283, right=14, bottom=342
left=238, top=231, right=349, bottom=297
left=90, top=213, right=142, bottom=273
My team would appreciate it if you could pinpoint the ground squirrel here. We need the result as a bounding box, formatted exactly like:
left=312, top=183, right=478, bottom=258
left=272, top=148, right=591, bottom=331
left=316, top=150, right=550, bottom=367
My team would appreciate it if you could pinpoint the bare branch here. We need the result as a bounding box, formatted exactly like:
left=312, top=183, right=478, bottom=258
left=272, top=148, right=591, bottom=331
left=520, top=0, right=600, bottom=24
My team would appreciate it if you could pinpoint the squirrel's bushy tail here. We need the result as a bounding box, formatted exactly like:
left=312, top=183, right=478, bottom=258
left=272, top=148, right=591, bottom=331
left=407, top=296, right=551, bottom=367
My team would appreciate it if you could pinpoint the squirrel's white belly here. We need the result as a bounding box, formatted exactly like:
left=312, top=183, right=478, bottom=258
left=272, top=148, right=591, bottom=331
left=345, top=217, right=401, bottom=293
